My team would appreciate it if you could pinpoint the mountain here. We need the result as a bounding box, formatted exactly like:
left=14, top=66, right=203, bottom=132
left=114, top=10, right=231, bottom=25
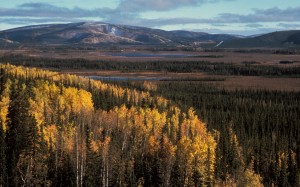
left=1, top=22, right=299, bottom=48
left=0, top=22, right=238, bottom=46
left=218, top=30, right=300, bottom=48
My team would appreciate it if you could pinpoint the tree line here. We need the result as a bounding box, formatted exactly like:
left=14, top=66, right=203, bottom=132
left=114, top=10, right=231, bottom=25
left=1, top=54, right=300, bottom=77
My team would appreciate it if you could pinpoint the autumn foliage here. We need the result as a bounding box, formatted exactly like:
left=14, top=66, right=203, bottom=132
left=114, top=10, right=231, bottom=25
left=0, top=64, right=222, bottom=186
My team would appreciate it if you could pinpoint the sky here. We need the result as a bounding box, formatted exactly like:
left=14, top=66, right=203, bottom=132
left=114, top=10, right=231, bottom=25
left=0, top=0, right=300, bottom=35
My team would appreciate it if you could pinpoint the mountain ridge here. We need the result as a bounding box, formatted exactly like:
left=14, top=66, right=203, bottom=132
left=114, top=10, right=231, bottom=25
left=218, top=30, right=300, bottom=48
left=0, top=22, right=300, bottom=48
left=0, top=22, right=238, bottom=46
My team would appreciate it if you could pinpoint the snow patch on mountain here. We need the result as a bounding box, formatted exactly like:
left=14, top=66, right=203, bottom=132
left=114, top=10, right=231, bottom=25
left=108, top=27, right=125, bottom=37
left=0, top=38, right=19, bottom=45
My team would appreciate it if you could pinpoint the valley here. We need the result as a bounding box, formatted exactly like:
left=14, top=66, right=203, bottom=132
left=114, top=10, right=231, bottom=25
left=1, top=47, right=299, bottom=92
left=0, top=22, right=299, bottom=187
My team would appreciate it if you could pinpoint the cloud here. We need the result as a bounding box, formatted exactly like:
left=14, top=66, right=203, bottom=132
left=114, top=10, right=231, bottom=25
left=139, top=6, right=300, bottom=27
left=0, top=2, right=300, bottom=35
left=0, top=0, right=236, bottom=19
left=2, top=3, right=300, bottom=25
left=19, top=3, right=58, bottom=9
left=217, top=6, right=300, bottom=23
left=245, top=23, right=264, bottom=28
left=108, top=17, right=208, bottom=27
left=0, top=17, right=87, bottom=25
left=277, top=23, right=300, bottom=29
left=211, top=23, right=227, bottom=27
left=0, top=3, right=115, bottom=18
left=117, top=0, right=235, bottom=12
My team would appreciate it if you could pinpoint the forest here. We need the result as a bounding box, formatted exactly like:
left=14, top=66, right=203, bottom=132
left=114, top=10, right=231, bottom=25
left=1, top=54, right=300, bottom=77
left=0, top=63, right=299, bottom=186
left=148, top=81, right=300, bottom=186
left=108, top=78, right=300, bottom=187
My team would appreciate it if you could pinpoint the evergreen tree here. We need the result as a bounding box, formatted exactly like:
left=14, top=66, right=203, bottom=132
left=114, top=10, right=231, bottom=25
left=0, top=117, right=6, bottom=186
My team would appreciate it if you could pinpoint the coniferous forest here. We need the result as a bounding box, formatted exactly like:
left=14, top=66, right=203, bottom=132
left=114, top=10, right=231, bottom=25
left=0, top=63, right=299, bottom=187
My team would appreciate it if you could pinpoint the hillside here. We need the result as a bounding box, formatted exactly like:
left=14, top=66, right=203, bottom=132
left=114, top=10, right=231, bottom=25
left=0, top=64, right=219, bottom=186
left=219, top=30, right=300, bottom=48
left=0, top=22, right=238, bottom=46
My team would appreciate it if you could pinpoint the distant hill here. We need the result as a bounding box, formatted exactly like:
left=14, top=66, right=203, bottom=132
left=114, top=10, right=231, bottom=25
left=1, top=22, right=299, bottom=48
left=218, top=30, right=300, bottom=48
left=0, top=22, right=238, bottom=46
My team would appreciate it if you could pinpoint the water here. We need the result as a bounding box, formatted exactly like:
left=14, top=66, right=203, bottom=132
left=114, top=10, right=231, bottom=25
left=107, top=53, right=196, bottom=58
left=88, top=76, right=170, bottom=81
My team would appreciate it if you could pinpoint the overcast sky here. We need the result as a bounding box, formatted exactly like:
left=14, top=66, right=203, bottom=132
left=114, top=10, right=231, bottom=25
left=0, top=0, right=300, bottom=35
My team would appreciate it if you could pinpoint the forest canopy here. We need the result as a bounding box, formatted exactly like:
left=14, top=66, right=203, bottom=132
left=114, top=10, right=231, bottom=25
left=0, top=64, right=222, bottom=186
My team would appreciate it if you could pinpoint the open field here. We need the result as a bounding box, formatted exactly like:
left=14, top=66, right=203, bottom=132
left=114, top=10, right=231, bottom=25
left=219, top=76, right=300, bottom=91
left=63, top=70, right=300, bottom=91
